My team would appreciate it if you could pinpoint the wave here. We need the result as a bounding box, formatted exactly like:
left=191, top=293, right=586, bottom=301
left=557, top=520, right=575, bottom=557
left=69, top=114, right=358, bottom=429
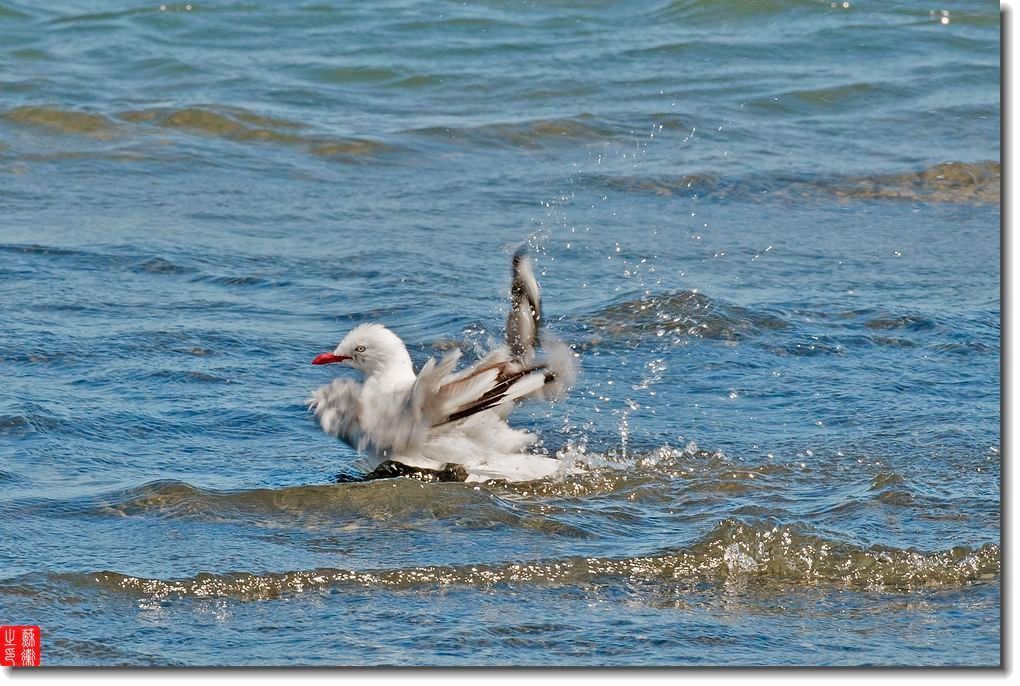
left=3, top=105, right=394, bottom=160
left=586, top=161, right=1000, bottom=204
left=0, top=412, right=60, bottom=435
left=28, top=440, right=993, bottom=533
left=10, top=476, right=581, bottom=542
left=8, top=103, right=992, bottom=205
left=5, top=443, right=777, bottom=531
left=410, top=115, right=617, bottom=150
left=2, top=106, right=117, bottom=138
left=823, top=161, right=1000, bottom=203
left=407, top=112, right=689, bottom=150
left=579, top=290, right=789, bottom=345
left=11, top=520, right=995, bottom=602
left=123, top=106, right=393, bottom=159
left=133, top=256, right=196, bottom=275
left=91, top=478, right=495, bottom=518
left=654, top=0, right=827, bottom=22
left=60, top=443, right=744, bottom=524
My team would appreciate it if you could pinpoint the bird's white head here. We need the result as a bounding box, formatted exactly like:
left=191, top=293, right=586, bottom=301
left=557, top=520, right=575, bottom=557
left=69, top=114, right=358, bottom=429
left=311, top=323, right=414, bottom=379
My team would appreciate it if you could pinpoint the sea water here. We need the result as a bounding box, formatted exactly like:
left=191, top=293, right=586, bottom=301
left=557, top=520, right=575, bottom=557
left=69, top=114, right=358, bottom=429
left=0, top=0, right=1000, bottom=666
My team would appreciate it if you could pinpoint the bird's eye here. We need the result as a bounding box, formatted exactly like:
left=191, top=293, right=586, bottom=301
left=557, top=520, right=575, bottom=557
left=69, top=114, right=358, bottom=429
left=354, top=345, right=366, bottom=353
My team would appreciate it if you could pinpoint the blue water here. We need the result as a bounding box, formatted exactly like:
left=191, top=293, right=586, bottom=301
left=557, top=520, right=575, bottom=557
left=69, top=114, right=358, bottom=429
left=0, top=0, right=1000, bottom=667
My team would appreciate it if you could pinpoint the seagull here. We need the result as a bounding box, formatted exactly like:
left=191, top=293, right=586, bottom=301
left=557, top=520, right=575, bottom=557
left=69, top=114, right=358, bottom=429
left=308, top=246, right=577, bottom=483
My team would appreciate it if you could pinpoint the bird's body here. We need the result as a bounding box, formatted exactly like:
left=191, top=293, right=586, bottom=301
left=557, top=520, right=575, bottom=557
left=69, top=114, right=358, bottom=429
left=308, top=247, right=576, bottom=482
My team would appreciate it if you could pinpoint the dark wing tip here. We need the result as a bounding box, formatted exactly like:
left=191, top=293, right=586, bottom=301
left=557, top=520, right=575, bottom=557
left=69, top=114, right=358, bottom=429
left=507, top=242, right=541, bottom=361
left=512, top=244, right=529, bottom=266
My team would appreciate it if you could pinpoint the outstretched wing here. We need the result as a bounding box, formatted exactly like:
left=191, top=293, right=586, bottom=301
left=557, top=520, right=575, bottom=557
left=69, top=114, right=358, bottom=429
left=506, top=245, right=541, bottom=362
left=308, top=378, right=364, bottom=448
left=438, top=356, right=551, bottom=424
left=427, top=245, right=575, bottom=426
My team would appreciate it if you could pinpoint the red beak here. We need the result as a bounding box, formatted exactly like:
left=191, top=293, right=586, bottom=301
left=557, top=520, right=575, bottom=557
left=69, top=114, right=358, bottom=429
left=312, top=352, right=350, bottom=365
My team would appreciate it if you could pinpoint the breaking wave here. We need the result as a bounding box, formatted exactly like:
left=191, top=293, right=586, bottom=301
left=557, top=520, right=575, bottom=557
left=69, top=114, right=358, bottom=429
left=13, top=522, right=995, bottom=603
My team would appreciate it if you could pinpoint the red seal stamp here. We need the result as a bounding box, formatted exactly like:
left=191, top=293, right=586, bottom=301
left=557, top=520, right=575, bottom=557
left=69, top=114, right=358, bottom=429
left=1, top=626, right=40, bottom=667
